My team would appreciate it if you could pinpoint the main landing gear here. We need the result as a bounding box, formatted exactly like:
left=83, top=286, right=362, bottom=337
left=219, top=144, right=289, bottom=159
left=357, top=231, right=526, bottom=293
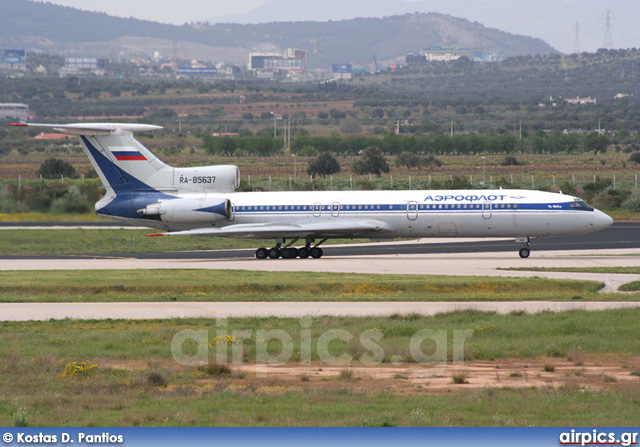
left=255, top=238, right=326, bottom=260
left=516, top=237, right=530, bottom=258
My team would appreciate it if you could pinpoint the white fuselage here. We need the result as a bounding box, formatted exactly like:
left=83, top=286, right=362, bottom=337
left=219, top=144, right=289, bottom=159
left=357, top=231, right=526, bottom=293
left=108, top=188, right=613, bottom=240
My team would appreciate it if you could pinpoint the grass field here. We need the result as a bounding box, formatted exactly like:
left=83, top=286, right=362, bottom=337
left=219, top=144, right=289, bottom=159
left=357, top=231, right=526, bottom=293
left=0, top=228, right=375, bottom=255
left=0, top=228, right=271, bottom=255
left=503, top=267, right=640, bottom=274
left=2, top=310, right=640, bottom=426
left=0, top=269, right=610, bottom=302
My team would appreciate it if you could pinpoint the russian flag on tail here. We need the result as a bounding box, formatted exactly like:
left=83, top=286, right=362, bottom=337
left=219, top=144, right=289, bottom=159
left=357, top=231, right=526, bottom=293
left=110, top=146, right=147, bottom=161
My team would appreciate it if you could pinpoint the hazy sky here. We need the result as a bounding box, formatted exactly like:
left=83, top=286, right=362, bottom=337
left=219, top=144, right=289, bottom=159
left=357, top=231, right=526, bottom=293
left=34, top=0, right=640, bottom=54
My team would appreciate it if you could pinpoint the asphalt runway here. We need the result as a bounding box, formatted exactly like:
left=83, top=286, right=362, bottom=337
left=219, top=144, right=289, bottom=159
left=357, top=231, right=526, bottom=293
left=1, top=222, right=639, bottom=321
left=1, top=222, right=638, bottom=260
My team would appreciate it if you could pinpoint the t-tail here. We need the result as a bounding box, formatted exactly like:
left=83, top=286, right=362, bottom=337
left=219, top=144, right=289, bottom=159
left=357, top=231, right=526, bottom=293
left=6, top=123, right=238, bottom=225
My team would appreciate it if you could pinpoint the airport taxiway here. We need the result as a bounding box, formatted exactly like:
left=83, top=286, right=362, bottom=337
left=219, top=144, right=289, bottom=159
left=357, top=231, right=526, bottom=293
left=2, top=300, right=640, bottom=321
left=1, top=247, right=640, bottom=321
left=2, top=223, right=639, bottom=321
left=1, top=248, right=639, bottom=292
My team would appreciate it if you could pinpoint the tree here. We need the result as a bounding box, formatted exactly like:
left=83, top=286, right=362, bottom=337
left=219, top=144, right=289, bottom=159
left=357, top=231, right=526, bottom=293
left=396, top=152, right=419, bottom=170
left=340, top=118, right=362, bottom=135
left=307, top=152, right=341, bottom=178
left=37, top=158, right=77, bottom=179
left=502, top=156, right=521, bottom=166
left=397, top=152, right=441, bottom=171
left=583, top=132, right=610, bottom=154
left=628, top=152, right=640, bottom=164
left=353, top=146, right=390, bottom=177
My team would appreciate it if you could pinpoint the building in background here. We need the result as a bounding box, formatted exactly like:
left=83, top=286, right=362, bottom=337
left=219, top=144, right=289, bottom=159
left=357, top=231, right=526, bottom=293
left=0, top=49, right=27, bottom=73
left=249, top=49, right=308, bottom=76
left=564, top=96, right=597, bottom=105
left=472, top=50, right=505, bottom=63
left=60, top=58, right=109, bottom=76
left=0, top=103, right=29, bottom=121
left=406, top=47, right=504, bottom=64
left=332, top=64, right=352, bottom=80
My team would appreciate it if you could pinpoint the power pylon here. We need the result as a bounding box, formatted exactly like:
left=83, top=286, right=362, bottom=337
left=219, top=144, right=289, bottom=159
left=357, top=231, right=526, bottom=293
left=602, top=9, right=614, bottom=49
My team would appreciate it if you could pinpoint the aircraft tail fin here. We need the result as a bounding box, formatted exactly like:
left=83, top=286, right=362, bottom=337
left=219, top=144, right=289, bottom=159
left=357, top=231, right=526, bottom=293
left=6, top=123, right=173, bottom=196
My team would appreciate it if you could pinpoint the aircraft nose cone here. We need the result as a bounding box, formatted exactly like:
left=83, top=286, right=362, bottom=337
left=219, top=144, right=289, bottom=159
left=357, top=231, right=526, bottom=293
left=593, top=210, right=614, bottom=230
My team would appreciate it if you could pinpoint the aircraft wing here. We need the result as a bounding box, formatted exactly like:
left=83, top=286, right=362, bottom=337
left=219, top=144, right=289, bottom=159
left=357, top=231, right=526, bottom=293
left=147, top=219, right=390, bottom=239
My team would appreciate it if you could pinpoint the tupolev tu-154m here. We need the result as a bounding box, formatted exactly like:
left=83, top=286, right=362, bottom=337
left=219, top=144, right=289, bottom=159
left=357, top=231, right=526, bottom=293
left=8, top=122, right=613, bottom=259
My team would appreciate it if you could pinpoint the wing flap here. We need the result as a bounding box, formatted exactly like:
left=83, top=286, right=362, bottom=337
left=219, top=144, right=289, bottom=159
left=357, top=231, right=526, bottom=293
left=147, top=220, right=389, bottom=239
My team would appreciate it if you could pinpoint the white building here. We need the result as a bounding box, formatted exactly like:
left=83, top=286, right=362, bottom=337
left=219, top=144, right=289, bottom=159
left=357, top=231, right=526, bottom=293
left=0, top=103, right=29, bottom=121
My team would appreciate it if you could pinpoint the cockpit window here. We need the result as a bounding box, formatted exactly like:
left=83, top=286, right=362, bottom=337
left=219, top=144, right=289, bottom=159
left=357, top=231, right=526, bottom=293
left=570, top=199, right=594, bottom=211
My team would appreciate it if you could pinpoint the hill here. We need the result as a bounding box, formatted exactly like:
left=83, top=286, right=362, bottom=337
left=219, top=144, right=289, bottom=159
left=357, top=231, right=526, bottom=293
left=3, top=0, right=557, bottom=68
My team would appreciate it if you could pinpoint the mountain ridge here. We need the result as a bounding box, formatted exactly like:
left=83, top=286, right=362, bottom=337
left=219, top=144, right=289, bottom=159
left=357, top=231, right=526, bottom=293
left=4, top=0, right=558, bottom=68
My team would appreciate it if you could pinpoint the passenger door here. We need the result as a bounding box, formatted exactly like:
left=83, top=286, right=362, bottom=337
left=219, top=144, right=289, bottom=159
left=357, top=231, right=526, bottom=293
left=482, top=201, right=492, bottom=219
left=407, top=201, right=418, bottom=221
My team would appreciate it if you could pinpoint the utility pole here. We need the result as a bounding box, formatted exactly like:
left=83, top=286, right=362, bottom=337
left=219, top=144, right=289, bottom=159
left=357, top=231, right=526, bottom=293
left=293, top=154, right=297, bottom=182
left=519, top=121, right=522, bottom=140
left=602, top=9, right=614, bottom=49
left=271, top=111, right=277, bottom=138
left=573, top=22, right=581, bottom=54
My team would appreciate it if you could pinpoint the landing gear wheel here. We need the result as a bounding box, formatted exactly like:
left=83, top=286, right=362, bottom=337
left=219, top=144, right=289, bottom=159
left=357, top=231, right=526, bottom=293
left=281, top=247, right=298, bottom=259
left=255, top=247, right=268, bottom=259
left=519, top=248, right=530, bottom=258
left=310, top=247, right=324, bottom=259
left=298, top=247, right=310, bottom=259
left=268, top=247, right=281, bottom=259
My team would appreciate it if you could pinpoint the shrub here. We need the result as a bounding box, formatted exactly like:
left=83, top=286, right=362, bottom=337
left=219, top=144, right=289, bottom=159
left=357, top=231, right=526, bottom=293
left=338, top=368, right=355, bottom=381
left=621, top=189, right=640, bottom=212
left=451, top=372, right=468, bottom=384
left=628, top=152, right=640, bottom=164
left=14, top=407, right=29, bottom=427
left=502, top=156, right=522, bottom=166
left=145, top=371, right=169, bottom=387
left=37, top=158, right=78, bottom=179
left=62, top=360, right=97, bottom=378
left=197, top=362, right=231, bottom=377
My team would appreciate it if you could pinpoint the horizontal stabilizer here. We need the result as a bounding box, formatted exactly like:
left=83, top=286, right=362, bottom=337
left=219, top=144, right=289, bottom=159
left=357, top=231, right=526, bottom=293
left=5, top=122, right=162, bottom=136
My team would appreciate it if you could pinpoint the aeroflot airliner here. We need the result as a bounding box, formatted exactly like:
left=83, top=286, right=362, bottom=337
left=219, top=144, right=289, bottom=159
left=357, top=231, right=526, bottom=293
left=8, top=122, right=613, bottom=259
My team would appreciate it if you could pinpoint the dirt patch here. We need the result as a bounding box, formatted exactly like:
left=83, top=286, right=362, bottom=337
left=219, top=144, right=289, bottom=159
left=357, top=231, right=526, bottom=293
left=100, top=355, right=640, bottom=394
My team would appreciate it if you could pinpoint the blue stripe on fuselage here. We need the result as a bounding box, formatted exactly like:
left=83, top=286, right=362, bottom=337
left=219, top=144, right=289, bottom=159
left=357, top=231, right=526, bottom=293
left=230, top=202, right=591, bottom=214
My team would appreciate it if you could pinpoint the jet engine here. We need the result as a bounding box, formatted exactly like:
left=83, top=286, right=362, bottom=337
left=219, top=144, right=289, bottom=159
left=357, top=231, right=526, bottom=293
left=138, top=197, right=231, bottom=224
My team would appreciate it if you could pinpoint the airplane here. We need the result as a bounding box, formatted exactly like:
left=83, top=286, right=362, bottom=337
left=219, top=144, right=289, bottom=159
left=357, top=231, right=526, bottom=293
left=7, top=122, right=613, bottom=259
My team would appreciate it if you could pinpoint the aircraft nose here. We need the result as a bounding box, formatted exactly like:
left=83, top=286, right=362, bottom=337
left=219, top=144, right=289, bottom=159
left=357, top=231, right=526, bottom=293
left=593, top=209, right=614, bottom=230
